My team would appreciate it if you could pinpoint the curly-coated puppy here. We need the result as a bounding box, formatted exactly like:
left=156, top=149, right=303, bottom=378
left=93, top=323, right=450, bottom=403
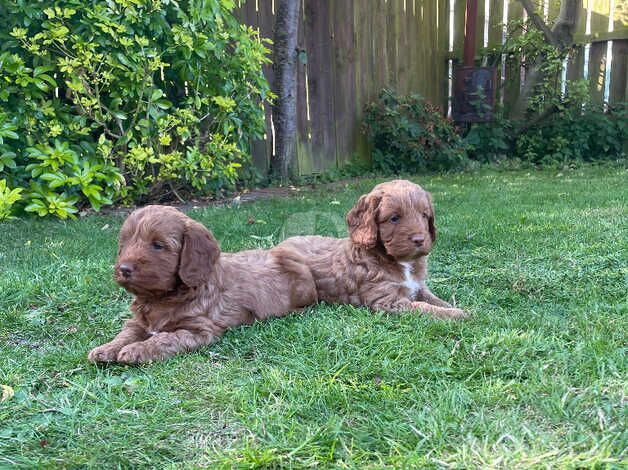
left=274, top=180, right=468, bottom=319
left=88, top=205, right=317, bottom=364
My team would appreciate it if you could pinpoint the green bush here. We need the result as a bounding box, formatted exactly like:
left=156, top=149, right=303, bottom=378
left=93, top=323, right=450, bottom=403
left=0, top=0, right=271, bottom=218
left=0, top=178, right=22, bottom=220
left=463, top=113, right=513, bottom=163
left=515, top=103, right=627, bottom=165
left=462, top=101, right=627, bottom=166
left=362, top=89, right=468, bottom=173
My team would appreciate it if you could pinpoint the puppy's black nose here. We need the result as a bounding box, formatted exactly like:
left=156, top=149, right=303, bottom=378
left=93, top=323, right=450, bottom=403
left=411, top=235, right=425, bottom=246
left=119, top=264, right=134, bottom=278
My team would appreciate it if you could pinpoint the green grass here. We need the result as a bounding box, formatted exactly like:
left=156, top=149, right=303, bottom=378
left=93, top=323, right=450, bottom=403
left=1, top=166, right=626, bottom=468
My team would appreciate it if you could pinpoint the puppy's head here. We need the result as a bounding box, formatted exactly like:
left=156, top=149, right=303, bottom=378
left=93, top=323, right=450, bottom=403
left=346, top=180, right=436, bottom=260
left=114, top=205, right=220, bottom=297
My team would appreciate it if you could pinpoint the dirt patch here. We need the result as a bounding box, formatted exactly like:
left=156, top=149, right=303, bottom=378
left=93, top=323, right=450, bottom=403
left=78, top=177, right=368, bottom=218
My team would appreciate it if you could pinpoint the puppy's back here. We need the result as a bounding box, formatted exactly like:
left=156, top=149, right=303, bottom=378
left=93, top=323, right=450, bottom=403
left=222, top=246, right=317, bottom=319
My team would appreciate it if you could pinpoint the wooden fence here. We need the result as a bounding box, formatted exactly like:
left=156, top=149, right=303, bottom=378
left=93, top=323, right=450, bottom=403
left=238, top=1, right=627, bottom=175
left=449, top=0, right=628, bottom=114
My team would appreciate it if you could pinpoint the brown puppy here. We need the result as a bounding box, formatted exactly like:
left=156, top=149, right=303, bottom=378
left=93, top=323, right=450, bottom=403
left=88, top=205, right=317, bottom=364
left=274, top=180, right=467, bottom=319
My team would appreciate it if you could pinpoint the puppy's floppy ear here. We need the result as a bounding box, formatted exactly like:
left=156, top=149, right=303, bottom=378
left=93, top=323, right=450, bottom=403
left=346, top=192, right=381, bottom=249
left=426, top=191, right=436, bottom=242
left=179, top=219, right=220, bottom=287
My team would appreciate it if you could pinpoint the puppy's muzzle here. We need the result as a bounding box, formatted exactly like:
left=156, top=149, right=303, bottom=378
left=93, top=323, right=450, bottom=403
left=411, top=235, right=425, bottom=247
left=118, top=263, right=134, bottom=279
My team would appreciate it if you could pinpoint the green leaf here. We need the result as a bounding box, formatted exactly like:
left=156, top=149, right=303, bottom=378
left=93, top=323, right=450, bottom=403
left=40, top=173, right=67, bottom=189
left=1, top=130, right=18, bottom=140
left=155, top=99, right=172, bottom=110
left=151, top=89, right=164, bottom=101
left=111, top=111, right=127, bottom=120
left=116, top=53, right=131, bottom=67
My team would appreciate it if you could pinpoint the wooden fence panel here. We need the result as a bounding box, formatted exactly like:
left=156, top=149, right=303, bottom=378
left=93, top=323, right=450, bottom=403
left=237, top=0, right=627, bottom=176
left=385, top=0, right=399, bottom=88
left=566, top=45, right=585, bottom=81
left=296, top=0, right=312, bottom=175
left=437, top=0, right=449, bottom=107
left=503, top=0, right=524, bottom=113
left=373, top=0, right=388, bottom=93
left=475, top=0, right=486, bottom=54
left=609, top=39, right=627, bottom=104
left=352, top=0, right=373, bottom=160
left=452, top=0, right=467, bottom=57
left=588, top=41, right=608, bottom=105
left=303, top=0, right=336, bottom=173
left=332, top=0, right=356, bottom=167
left=488, top=0, right=503, bottom=49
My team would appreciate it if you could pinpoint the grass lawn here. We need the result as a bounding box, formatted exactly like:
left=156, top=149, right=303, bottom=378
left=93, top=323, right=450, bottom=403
left=1, top=166, right=626, bottom=468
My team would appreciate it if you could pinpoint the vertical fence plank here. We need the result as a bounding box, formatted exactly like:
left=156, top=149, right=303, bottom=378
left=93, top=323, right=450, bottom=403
left=406, top=0, right=418, bottom=94
left=475, top=0, right=486, bottom=58
left=588, top=41, right=607, bottom=105
left=488, top=0, right=503, bottom=49
left=566, top=45, right=585, bottom=81
left=609, top=39, right=627, bottom=105
left=303, top=0, right=336, bottom=172
left=503, top=0, right=524, bottom=113
left=386, top=0, right=399, bottom=87
left=257, top=1, right=276, bottom=172
left=425, top=0, right=434, bottom=99
left=417, top=0, right=428, bottom=95
left=296, top=0, right=312, bottom=175
left=396, top=0, right=409, bottom=94
left=438, top=0, right=450, bottom=109
left=487, top=0, right=503, bottom=102
left=353, top=0, right=373, bottom=162
left=374, top=0, right=389, bottom=93
left=331, top=0, right=357, bottom=166
left=452, top=0, right=466, bottom=58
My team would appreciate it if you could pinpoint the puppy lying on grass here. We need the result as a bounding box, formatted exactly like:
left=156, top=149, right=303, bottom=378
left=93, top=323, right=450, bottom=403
left=276, top=179, right=468, bottom=319
left=88, top=205, right=317, bottom=364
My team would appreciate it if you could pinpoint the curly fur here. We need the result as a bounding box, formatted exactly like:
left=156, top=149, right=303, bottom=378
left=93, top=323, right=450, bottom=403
left=88, top=205, right=317, bottom=364
left=274, top=180, right=468, bottom=319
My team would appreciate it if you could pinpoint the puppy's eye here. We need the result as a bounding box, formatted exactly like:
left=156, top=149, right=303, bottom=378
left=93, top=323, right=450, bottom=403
left=390, top=215, right=401, bottom=224
left=152, top=241, right=165, bottom=250
left=422, top=212, right=430, bottom=219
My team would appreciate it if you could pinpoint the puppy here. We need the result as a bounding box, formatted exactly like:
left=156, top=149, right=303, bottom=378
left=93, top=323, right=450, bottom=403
left=88, top=205, right=317, bottom=364
left=274, top=180, right=467, bottom=319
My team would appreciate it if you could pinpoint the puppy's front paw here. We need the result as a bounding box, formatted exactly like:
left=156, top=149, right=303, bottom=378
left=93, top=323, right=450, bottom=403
left=444, top=307, right=470, bottom=319
left=88, top=343, right=122, bottom=363
left=410, top=301, right=470, bottom=320
left=117, top=342, right=155, bottom=364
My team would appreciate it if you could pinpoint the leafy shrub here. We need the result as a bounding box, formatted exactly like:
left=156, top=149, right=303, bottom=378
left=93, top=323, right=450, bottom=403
left=0, top=0, right=270, bottom=218
left=0, top=179, right=22, bottom=220
left=464, top=113, right=513, bottom=163
left=515, top=103, right=627, bottom=165
left=363, top=89, right=468, bottom=173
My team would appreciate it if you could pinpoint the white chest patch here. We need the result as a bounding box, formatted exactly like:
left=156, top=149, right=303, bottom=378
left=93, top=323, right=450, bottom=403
left=399, top=262, right=425, bottom=298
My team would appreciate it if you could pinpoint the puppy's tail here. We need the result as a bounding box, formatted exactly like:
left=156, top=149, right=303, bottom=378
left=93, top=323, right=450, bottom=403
left=271, top=246, right=319, bottom=308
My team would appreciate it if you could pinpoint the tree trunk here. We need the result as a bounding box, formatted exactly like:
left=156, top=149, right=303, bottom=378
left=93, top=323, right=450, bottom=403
left=270, top=0, right=301, bottom=182
left=513, top=0, right=579, bottom=119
